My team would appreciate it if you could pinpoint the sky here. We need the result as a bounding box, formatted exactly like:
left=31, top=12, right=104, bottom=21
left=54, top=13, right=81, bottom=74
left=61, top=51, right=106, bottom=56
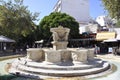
left=23, top=0, right=107, bottom=24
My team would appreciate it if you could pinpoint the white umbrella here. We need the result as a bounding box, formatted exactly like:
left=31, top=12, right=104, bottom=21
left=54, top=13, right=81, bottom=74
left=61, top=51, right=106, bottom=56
left=35, top=40, right=44, bottom=43
left=0, top=35, right=15, bottom=42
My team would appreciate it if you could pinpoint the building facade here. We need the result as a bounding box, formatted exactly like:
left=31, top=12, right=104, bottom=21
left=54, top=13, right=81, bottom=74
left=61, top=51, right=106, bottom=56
left=53, top=0, right=91, bottom=24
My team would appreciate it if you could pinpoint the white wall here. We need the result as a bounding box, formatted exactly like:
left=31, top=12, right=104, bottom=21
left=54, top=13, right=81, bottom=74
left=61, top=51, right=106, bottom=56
left=53, top=0, right=91, bottom=23
left=61, top=0, right=90, bottom=22
left=79, top=24, right=98, bottom=34
left=96, top=16, right=106, bottom=26
left=79, top=25, right=89, bottom=34
left=114, top=28, right=120, bottom=40
left=53, top=0, right=95, bottom=34
left=114, top=28, right=120, bottom=34
left=96, top=15, right=113, bottom=27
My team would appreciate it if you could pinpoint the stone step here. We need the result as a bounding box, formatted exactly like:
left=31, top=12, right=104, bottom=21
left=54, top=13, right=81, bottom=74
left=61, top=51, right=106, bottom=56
left=18, top=58, right=104, bottom=70
left=14, top=61, right=110, bottom=77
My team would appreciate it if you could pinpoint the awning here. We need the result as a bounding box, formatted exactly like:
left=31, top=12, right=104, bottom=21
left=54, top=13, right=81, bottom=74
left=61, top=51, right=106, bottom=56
left=0, top=35, right=15, bottom=42
left=103, top=38, right=118, bottom=42
left=96, top=32, right=116, bottom=41
left=0, top=35, right=15, bottom=51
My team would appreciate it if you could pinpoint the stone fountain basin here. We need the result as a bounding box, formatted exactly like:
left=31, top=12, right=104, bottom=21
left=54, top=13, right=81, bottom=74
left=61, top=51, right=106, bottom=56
left=9, top=48, right=111, bottom=78
left=26, top=48, right=95, bottom=63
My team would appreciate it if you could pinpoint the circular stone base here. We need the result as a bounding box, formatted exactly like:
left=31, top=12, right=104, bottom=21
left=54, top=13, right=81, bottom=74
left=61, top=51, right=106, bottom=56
left=9, top=58, right=111, bottom=79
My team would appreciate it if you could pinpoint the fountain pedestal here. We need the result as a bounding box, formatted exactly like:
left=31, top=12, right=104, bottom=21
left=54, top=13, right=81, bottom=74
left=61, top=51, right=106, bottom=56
left=87, top=48, right=95, bottom=60
left=27, top=48, right=45, bottom=62
left=59, top=49, right=71, bottom=62
left=72, top=49, right=88, bottom=63
left=45, top=50, right=61, bottom=63
left=52, top=41, right=68, bottom=50
left=50, top=26, right=70, bottom=50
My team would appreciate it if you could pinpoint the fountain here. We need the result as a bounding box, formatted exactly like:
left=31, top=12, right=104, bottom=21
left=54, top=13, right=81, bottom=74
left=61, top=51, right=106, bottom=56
left=9, top=26, right=111, bottom=79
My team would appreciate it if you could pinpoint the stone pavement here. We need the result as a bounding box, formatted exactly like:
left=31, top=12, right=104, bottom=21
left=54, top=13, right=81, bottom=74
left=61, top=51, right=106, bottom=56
left=0, top=54, right=120, bottom=80
left=0, top=58, right=16, bottom=75
left=96, top=54, right=120, bottom=62
left=90, top=54, right=120, bottom=80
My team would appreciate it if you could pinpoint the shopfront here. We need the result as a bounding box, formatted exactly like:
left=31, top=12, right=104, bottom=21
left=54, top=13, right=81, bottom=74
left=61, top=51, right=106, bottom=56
left=96, top=32, right=116, bottom=54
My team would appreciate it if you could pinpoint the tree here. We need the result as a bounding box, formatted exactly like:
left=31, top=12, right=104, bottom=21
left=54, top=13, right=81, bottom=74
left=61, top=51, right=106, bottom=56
left=102, top=0, right=120, bottom=20
left=0, top=0, right=39, bottom=42
left=39, top=12, right=80, bottom=40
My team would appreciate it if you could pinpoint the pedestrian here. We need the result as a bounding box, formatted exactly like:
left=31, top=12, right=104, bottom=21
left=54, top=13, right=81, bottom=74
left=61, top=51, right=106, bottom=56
left=26, top=45, right=29, bottom=49
left=94, top=45, right=98, bottom=56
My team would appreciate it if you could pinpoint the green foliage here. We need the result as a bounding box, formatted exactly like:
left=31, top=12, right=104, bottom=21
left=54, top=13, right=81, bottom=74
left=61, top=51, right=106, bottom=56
left=102, top=0, right=120, bottom=20
left=33, top=25, right=43, bottom=41
left=39, top=12, right=79, bottom=39
left=0, top=0, right=39, bottom=42
left=115, top=20, right=120, bottom=27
